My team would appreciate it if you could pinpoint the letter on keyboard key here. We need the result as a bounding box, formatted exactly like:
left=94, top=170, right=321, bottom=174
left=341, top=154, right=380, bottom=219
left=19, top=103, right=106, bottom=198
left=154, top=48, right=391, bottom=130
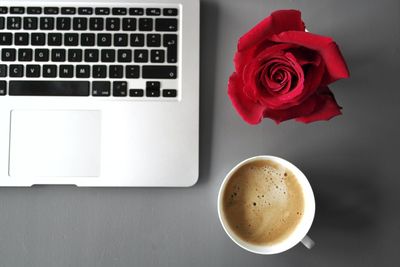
left=0, top=64, right=7, bottom=77
left=92, top=81, right=111, bottom=96
left=9, top=81, right=90, bottom=96
left=0, top=81, right=6, bottom=95
left=142, top=66, right=177, bottom=79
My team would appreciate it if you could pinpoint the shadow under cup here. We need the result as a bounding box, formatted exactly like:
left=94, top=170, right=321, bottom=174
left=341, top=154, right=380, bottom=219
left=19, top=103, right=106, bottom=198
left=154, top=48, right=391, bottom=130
left=217, top=156, right=315, bottom=254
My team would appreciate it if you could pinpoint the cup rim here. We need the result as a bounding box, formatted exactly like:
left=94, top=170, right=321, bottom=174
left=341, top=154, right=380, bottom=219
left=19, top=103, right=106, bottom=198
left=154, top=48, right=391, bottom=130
left=217, top=155, right=315, bottom=255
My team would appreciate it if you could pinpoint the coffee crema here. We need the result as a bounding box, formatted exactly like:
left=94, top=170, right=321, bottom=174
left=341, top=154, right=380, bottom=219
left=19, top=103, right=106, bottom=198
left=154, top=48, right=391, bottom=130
left=222, top=160, right=304, bottom=246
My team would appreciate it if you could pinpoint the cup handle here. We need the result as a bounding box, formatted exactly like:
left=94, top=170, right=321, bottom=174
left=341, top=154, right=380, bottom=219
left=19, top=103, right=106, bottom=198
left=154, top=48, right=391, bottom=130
left=301, top=235, right=315, bottom=249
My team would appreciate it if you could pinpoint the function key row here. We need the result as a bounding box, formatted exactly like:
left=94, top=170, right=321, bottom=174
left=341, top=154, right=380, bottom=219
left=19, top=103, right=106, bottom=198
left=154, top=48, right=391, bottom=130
left=0, top=7, right=178, bottom=16
left=0, top=17, right=178, bottom=32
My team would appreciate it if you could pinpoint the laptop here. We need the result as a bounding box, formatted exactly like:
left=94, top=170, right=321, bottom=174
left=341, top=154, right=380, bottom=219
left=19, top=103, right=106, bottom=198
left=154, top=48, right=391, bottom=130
left=0, top=0, right=199, bottom=186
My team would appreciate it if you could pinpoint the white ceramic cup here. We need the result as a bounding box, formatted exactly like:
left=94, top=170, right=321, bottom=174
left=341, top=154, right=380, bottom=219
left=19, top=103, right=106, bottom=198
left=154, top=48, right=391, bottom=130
left=217, top=156, right=315, bottom=254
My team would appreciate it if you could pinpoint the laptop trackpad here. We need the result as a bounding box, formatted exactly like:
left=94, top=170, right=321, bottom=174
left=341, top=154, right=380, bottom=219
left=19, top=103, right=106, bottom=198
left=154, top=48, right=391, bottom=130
left=9, top=110, right=101, bottom=177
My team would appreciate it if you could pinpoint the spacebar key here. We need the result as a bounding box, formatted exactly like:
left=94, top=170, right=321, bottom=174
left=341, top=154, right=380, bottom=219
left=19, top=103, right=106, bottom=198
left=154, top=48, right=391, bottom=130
left=9, top=81, right=90, bottom=96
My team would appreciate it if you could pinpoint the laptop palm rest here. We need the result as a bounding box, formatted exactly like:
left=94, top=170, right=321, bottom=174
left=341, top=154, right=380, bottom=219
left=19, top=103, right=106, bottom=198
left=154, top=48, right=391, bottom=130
left=9, top=110, right=101, bottom=178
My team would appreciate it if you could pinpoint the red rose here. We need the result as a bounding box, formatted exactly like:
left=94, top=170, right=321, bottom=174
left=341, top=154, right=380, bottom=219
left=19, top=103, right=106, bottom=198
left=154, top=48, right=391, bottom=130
left=228, top=10, right=350, bottom=124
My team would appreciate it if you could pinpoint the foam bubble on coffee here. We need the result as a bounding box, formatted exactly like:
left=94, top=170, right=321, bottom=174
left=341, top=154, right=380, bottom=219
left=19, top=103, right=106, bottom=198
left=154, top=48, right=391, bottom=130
left=222, top=160, right=304, bottom=246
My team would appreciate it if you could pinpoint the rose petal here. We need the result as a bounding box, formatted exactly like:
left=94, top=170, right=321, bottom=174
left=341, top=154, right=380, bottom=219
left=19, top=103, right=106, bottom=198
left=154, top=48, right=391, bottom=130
left=238, top=10, right=305, bottom=52
left=228, top=72, right=265, bottom=125
left=263, top=94, right=318, bottom=124
left=287, top=47, right=321, bottom=66
left=296, top=87, right=342, bottom=123
left=270, top=31, right=350, bottom=84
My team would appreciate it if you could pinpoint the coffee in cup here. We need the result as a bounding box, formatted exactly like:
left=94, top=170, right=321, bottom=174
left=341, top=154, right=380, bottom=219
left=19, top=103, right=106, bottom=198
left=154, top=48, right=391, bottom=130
left=218, top=156, right=315, bottom=254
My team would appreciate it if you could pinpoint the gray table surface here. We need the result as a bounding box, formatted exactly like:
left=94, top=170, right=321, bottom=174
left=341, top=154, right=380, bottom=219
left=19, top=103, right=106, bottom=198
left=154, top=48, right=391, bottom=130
left=1, top=0, right=399, bottom=266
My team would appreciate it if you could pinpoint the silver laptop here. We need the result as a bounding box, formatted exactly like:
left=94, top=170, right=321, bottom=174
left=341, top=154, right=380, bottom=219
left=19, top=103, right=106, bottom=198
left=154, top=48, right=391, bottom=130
left=0, top=0, right=199, bottom=186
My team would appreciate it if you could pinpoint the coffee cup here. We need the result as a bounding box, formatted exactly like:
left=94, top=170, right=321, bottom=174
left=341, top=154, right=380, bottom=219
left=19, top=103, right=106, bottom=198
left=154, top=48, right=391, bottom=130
left=217, top=155, right=315, bottom=254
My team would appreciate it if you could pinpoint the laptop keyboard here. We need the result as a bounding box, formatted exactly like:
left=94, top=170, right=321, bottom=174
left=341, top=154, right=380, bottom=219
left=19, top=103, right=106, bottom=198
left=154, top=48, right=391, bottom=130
left=0, top=5, right=180, bottom=99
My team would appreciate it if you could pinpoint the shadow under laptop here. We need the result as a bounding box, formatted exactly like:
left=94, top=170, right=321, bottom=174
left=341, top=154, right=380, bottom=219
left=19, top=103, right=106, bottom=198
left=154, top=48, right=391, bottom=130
left=198, top=1, right=220, bottom=186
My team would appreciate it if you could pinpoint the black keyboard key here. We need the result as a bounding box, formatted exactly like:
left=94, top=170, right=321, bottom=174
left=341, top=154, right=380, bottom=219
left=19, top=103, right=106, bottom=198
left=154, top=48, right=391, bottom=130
left=106, top=18, right=120, bottom=31
left=76, top=65, right=90, bottom=78
left=90, top=18, right=104, bottom=31
left=73, top=17, right=88, bottom=31
left=57, top=17, right=71, bottom=30
left=35, top=49, right=49, bottom=61
left=64, top=33, right=79, bottom=46
left=2, top=49, right=16, bottom=61
left=0, top=81, right=6, bottom=95
left=134, top=50, right=148, bottom=63
left=112, top=8, right=127, bottom=15
left=0, top=17, right=4, bottom=29
left=0, top=33, right=12, bottom=45
left=146, top=8, right=161, bottom=16
left=0, top=65, right=7, bottom=77
left=129, top=8, right=144, bottom=16
left=92, top=82, right=111, bottom=96
left=98, top=34, right=112, bottom=46
left=31, top=33, right=46, bottom=46
left=15, top=33, right=29, bottom=45
left=109, top=65, right=123, bottom=79
left=156, top=18, right=178, bottom=32
left=18, top=49, right=33, bottom=61
left=126, top=65, right=139, bottom=78
left=81, top=33, right=95, bottom=46
left=61, top=7, right=76, bottom=15
left=147, top=81, right=160, bottom=90
left=147, top=34, right=161, bottom=47
left=139, top=18, right=153, bottom=31
left=142, top=65, right=177, bottom=79
left=78, top=7, right=93, bottom=15
left=10, top=65, right=24, bottom=77
left=43, top=65, right=57, bottom=78
left=95, top=8, right=110, bottom=15
left=0, top=7, right=8, bottom=14
left=44, top=7, right=59, bottom=15
left=48, top=33, right=62, bottom=46
left=9, top=81, right=90, bottom=96
left=60, top=65, right=74, bottom=78
left=129, top=89, right=144, bottom=97
left=146, top=81, right=161, bottom=97
left=92, top=65, right=107, bottom=78
left=40, top=17, right=54, bottom=30
left=7, top=17, right=22, bottom=30
left=164, top=34, right=178, bottom=63
left=114, top=34, right=128, bottom=47
left=10, top=7, right=25, bottom=14
left=130, top=34, right=144, bottom=47
left=163, top=89, right=177, bottom=97
left=122, top=18, right=136, bottom=31
left=163, top=8, right=178, bottom=16
left=27, top=7, right=42, bottom=14
left=146, top=88, right=160, bottom=97
left=118, top=50, right=132, bottom=62
left=26, top=65, right=41, bottom=78
left=52, top=49, right=66, bottom=62
left=85, top=49, right=99, bottom=62
left=92, top=81, right=111, bottom=96
left=69, top=49, right=83, bottom=62
left=24, top=17, right=38, bottom=30
left=101, top=49, right=115, bottom=62
left=113, top=81, right=128, bottom=97
left=151, top=50, right=165, bottom=63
